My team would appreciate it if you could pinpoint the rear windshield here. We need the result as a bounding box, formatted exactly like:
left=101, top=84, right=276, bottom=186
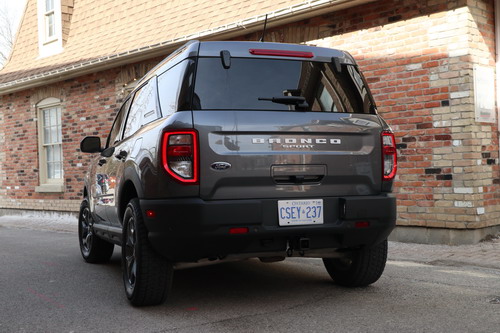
left=193, top=57, right=375, bottom=113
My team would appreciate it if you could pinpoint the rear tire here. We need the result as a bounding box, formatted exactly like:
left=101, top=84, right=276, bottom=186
left=78, top=198, right=114, bottom=263
left=122, top=198, right=173, bottom=306
left=323, top=239, right=388, bottom=287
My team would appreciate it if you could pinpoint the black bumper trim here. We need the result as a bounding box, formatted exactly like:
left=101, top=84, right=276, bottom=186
left=140, top=195, right=396, bottom=262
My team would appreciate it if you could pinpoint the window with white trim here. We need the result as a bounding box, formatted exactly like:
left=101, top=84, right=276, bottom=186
left=36, top=98, right=64, bottom=193
left=37, top=0, right=63, bottom=57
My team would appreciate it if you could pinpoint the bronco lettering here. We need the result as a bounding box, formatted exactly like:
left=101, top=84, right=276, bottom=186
left=252, top=138, right=342, bottom=144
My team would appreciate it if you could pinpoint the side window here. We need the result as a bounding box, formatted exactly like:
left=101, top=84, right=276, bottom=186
left=107, top=98, right=131, bottom=147
left=123, top=78, right=159, bottom=139
left=157, top=59, right=194, bottom=115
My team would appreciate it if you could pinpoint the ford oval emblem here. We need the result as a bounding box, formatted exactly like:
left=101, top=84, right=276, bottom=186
left=211, top=162, right=231, bottom=171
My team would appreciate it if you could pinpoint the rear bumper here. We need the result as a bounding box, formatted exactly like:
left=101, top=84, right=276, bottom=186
left=141, top=194, right=396, bottom=262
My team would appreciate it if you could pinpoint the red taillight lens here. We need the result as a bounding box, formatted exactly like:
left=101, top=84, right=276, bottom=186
left=167, top=145, right=192, bottom=157
left=162, top=130, right=198, bottom=184
left=249, top=49, right=314, bottom=58
left=382, top=131, right=397, bottom=181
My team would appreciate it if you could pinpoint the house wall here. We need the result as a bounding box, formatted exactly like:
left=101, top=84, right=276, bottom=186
left=0, top=0, right=498, bottom=242
left=0, top=60, right=159, bottom=212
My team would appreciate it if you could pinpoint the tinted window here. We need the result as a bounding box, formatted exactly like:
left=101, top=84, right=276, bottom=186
left=123, top=78, right=159, bottom=138
left=194, top=58, right=374, bottom=113
left=157, top=59, right=195, bottom=115
left=107, top=98, right=131, bottom=147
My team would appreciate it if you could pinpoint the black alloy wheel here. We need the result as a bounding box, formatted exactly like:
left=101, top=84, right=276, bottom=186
left=122, top=198, right=173, bottom=306
left=78, top=198, right=114, bottom=263
left=123, top=213, right=138, bottom=293
left=323, top=239, right=388, bottom=287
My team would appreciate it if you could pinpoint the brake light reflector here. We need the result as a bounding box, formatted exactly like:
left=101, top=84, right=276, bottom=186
left=249, top=49, right=314, bottom=58
left=382, top=131, right=397, bottom=181
left=162, top=130, right=198, bottom=183
left=355, top=221, right=370, bottom=228
left=229, top=227, right=249, bottom=234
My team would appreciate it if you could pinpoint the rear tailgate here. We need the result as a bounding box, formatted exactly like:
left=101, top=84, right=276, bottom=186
left=194, top=110, right=383, bottom=200
left=192, top=42, right=385, bottom=201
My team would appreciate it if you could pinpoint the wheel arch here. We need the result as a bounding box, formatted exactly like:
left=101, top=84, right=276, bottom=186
left=119, top=180, right=139, bottom=224
left=117, top=165, right=145, bottom=223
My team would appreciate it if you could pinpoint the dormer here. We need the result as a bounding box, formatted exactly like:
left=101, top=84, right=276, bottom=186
left=37, top=0, right=73, bottom=58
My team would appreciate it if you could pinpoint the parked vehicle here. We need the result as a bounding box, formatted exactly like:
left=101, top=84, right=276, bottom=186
left=79, top=40, right=397, bottom=306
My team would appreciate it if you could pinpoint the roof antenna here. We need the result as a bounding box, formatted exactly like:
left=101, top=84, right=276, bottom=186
left=259, top=14, right=268, bottom=42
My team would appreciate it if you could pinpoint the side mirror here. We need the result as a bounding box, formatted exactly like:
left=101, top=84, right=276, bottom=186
left=80, top=136, right=102, bottom=153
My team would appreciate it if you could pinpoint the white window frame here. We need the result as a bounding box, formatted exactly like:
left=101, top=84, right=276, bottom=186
left=35, top=97, right=64, bottom=193
left=37, top=0, right=63, bottom=58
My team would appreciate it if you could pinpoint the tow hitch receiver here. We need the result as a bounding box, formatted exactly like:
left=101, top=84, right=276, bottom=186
left=298, top=237, right=310, bottom=251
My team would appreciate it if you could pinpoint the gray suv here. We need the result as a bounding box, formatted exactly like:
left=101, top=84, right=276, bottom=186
left=79, top=40, right=397, bottom=306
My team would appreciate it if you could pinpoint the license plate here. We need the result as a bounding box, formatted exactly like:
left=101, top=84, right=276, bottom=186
left=278, top=199, right=324, bottom=226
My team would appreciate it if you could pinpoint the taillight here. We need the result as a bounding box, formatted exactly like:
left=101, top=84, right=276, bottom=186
left=162, top=130, right=198, bottom=184
left=249, top=49, right=314, bottom=58
left=382, top=131, right=397, bottom=181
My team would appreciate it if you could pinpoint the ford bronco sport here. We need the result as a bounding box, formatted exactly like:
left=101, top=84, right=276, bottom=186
left=79, top=40, right=397, bottom=306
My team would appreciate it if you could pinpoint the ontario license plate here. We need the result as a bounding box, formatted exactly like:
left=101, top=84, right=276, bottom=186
left=278, top=199, right=324, bottom=226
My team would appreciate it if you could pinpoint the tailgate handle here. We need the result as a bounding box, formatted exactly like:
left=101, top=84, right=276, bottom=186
left=272, top=165, right=326, bottom=185
left=273, top=175, right=323, bottom=185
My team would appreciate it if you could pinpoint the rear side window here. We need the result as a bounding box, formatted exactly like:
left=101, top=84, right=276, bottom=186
left=123, top=78, right=159, bottom=139
left=157, top=59, right=195, bottom=115
left=106, top=98, right=131, bottom=147
left=193, top=58, right=375, bottom=113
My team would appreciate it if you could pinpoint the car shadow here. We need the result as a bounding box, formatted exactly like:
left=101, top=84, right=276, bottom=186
left=104, top=250, right=351, bottom=308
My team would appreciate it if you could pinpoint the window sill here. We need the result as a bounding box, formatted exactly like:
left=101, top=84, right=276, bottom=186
left=35, top=184, right=65, bottom=193
left=43, top=37, right=58, bottom=46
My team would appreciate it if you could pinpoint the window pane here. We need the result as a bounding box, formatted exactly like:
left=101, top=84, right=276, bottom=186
left=46, top=13, right=55, bottom=38
left=53, top=144, right=61, bottom=162
left=46, top=145, right=53, bottom=163
left=57, top=124, right=62, bottom=142
left=158, top=60, right=194, bottom=115
left=123, top=79, right=158, bottom=138
left=44, top=109, right=50, bottom=125
left=53, top=162, right=62, bottom=179
left=44, top=127, right=51, bottom=144
left=47, top=162, right=54, bottom=179
left=107, top=98, right=131, bottom=147
left=49, top=126, right=58, bottom=144
left=46, top=0, right=54, bottom=12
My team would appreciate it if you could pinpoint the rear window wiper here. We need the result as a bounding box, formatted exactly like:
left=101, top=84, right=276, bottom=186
left=258, top=96, right=309, bottom=108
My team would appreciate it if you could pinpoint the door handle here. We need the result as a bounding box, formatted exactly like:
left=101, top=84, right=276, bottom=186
left=115, top=150, right=128, bottom=160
